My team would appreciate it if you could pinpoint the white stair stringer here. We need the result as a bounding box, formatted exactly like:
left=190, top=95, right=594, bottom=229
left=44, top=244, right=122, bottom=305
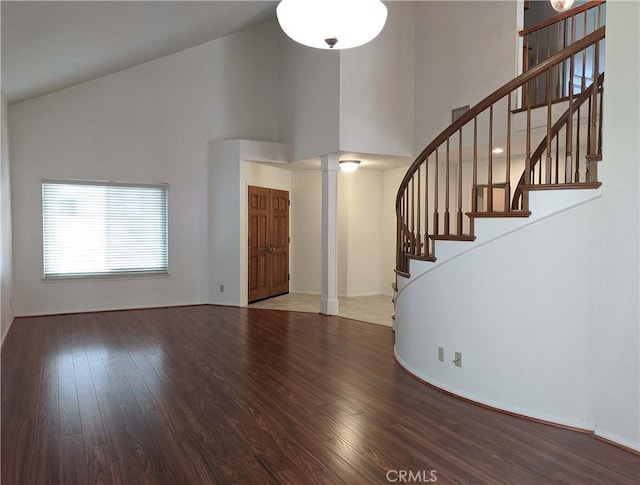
left=394, top=187, right=602, bottom=430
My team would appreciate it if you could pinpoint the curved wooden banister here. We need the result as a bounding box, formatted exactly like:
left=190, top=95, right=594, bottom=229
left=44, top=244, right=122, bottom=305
left=396, top=26, right=604, bottom=208
left=519, top=0, right=604, bottom=37
left=395, top=26, right=605, bottom=275
left=519, top=1, right=605, bottom=106
left=512, top=72, right=604, bottom=210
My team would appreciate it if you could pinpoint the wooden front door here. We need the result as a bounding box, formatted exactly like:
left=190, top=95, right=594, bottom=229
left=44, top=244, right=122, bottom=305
left=248, top=186, right=290, bottom=303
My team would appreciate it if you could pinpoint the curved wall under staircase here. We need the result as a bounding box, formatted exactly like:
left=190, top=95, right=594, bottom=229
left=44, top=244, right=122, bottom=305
left=394, top=189, right=602, bottom=430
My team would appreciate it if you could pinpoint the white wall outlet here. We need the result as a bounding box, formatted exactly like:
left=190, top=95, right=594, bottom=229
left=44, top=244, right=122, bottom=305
left=438, top=346, right=444, bottom=362
left=453, top=352, right=462, bottom=368
left=219, top=285, right=224, bottom=292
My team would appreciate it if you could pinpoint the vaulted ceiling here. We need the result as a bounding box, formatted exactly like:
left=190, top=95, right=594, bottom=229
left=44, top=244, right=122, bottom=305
left=1, top=1, right=279, bottom=103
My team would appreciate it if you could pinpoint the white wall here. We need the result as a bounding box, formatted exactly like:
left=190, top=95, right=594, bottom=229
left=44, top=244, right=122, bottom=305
left=290, top=170, right=322, bottom=294
left=395, top=190, right=602, bottom=429
left=1, top=92, right=14, bottom=343
left=339, top=2, right=415, bottom=158
left=9, top=21, right=280, bottom=316
left=342, top=169, right=385, bottom=296
left=278, top=32, right=340, bottom=162
left=595, top=0, right=640, bottom=451
left=414, top=1, right=520, bottom=153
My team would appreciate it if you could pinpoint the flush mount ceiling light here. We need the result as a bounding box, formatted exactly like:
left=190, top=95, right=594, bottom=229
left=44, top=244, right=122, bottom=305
left=339, top=160, right=361, bottom=172
left=550, top=0, right=575, bottom=12
left=276, top=0, right=388, bottom=50
left=492, top=147, right=505, bottom=154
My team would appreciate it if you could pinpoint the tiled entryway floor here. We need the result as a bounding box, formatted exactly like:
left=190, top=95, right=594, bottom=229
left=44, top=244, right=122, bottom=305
left=249, top=293, right=394, bottom=327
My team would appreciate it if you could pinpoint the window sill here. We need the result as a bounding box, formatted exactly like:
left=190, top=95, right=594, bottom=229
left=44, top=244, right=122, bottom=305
left=42, top=272, right=170, bottom=282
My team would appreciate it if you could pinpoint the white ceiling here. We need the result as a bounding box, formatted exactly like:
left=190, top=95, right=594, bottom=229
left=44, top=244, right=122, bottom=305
left=1, top=1, right=279, bottom=103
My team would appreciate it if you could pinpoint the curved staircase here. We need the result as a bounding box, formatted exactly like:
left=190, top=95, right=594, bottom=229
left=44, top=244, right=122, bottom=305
left=393, top=2, right=607, bottom=430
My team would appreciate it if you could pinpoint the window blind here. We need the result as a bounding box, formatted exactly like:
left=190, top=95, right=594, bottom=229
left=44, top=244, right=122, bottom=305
left=42, top=180, right=168, bottom=278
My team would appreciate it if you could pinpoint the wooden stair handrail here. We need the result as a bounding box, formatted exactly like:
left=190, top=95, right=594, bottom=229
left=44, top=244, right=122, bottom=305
left=395, top=26, right=605, bottom=212
left=519, top=0, right=605, bottom=37
left=511, top=72, right=604, bottom=209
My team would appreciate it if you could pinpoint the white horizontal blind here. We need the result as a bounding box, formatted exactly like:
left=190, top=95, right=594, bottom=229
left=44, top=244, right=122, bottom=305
left=42, top=181, right=168, bottom=278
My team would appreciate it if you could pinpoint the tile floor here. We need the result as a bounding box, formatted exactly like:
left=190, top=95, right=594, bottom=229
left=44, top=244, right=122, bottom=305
left=248, top=293, right=394, bottom=327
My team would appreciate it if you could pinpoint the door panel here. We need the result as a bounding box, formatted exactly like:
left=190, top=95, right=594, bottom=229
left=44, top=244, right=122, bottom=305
left=270, top=189, right=290, bottom=296
left=248, top=186, right=271, bottom=302
left=248, top=186, right=290, bottom=303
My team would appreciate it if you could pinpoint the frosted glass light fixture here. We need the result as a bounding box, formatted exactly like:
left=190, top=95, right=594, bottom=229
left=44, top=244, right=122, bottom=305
left=339, top=160, right=361, bottom=173
left=276, top=0, right=388, bottom=50
left=550, top=0, right=575, bottom=13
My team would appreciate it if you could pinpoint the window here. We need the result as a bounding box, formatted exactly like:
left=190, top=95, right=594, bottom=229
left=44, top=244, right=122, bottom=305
left=42, top=179, right=168, bottom=278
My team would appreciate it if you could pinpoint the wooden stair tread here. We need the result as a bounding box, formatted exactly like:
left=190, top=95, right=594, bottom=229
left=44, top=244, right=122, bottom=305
left=466, top=211, right=532, bottom=218
left=520, top=182, right=601, bottom=191
left=406, top=254, right=437, bottom=263
left=430, top=234, right=476, bottom=241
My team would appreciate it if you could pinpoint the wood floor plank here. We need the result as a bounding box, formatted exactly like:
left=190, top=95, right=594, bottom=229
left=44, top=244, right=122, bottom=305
left=77, top=389, right=107, bottom=448
left=2, top=305, right=639, bottom=484
left=85, top=444, right=114, bottom=485
left=59, top=434, right=89, bottom=485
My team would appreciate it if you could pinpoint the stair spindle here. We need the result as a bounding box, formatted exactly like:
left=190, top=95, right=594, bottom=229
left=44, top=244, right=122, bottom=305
left=445, top=139, right=451, bottom=234
left=457, top=129, right=463, bottom=233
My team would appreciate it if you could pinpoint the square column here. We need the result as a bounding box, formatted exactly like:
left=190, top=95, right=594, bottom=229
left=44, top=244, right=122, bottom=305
left=320, top=154, right=339, bottom=315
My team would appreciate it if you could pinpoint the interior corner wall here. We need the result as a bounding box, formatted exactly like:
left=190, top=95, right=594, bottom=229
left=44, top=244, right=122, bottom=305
left=9, top=21, right=279, bottom=316
left=277, top=32, right=340, bottom=162
left=595, top=0, right=640, bottom=451
left=1, top=92, right=14, bottom=343
left=290, top=170, right=322, bottom=294
left=339, top=1, right=415, bottom=158
left=413, top=1, right=519, bottom=154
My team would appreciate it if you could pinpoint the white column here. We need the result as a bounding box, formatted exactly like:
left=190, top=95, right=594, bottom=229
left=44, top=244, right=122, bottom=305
left=320, top=154, right=339, bottom=315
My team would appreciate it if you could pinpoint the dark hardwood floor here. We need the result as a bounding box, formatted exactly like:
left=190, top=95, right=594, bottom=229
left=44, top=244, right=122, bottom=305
left=1, top=305, right=638, bottom=484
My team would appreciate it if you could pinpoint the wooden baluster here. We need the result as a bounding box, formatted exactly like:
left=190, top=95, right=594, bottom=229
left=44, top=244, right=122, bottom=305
left=472, top=117, right=478, bottom=213
left=523, top=33, right=530, bottom=107
left=555, top=25, right=560, bottom=99
left=410, top=177, right=415, bottom=253
left=545, top=69, right=552, bottom=184
left=576, top=105, right=581, bottom=182
left=433, top=149, right=439, bottom=235
left=533, top=30, right=540, bottom=104
left=589, top=41, right=600, bottom=157
left=555, top=130, right=560, bottom=184
left=457, top=129, right=463, bottom=233
left=582, top=13, right=587, bottom=91
left=566, top=54, right=575, bottom=182
left=598, top=80, right=604, bottom=156
left=488, top=105, right=494, bottom=212
left=425, top=155, right=430, bottom=256
left=445, top=139, right=451, bottom=234
left=586, top=96, right=592, bottom=182
left=416, top=166, right=421, bottom=255
left=505, top=94, right=511, bottom=212
left=524, top=92, right=532, bottom=210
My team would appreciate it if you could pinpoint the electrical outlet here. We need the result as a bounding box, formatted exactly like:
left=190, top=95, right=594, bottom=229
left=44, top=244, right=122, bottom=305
left=453, top=352, right=462, bottom=368
left=219, top=285, right=224, bottom=292
left=438, top=346, right=444, bottom=362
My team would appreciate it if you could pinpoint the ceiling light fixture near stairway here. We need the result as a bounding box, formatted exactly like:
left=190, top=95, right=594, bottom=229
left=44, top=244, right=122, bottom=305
left=550, top=0, right=575, bottom=13
left=339, top=160, right=361, bottom=173
left=492, top=148, right=505, bottom=154
left=276, top=0, right=388, bottom=50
